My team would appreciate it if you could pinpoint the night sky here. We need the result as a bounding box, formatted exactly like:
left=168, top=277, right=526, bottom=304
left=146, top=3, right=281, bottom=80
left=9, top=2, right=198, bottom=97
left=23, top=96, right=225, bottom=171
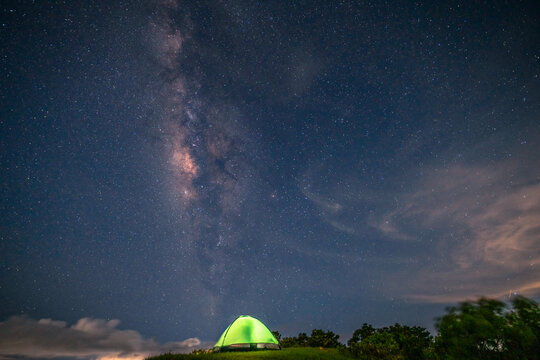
left=1, top=0, right=539, bottom=358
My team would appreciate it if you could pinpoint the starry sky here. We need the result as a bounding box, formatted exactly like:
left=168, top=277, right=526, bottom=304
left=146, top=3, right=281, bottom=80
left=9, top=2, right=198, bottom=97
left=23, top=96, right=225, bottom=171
left=1, top=0, right=539, bottom=358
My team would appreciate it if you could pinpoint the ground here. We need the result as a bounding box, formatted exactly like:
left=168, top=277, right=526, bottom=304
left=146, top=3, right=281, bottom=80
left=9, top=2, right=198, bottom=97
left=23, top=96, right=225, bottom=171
left=146, top=347, right=352, bottom=360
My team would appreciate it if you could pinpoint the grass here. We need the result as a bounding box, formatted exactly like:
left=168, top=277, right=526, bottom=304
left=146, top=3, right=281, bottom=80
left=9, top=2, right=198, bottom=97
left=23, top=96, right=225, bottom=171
left=146, top=347, right=353, bottom=360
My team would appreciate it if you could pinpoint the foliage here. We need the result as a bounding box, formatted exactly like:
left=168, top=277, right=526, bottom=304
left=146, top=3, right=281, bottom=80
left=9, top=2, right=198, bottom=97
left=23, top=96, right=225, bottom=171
left=380, top=323, right=432, bottom=359
left=435, top=296, right=540, bottom=360
left=349, top=332, right=402, bottom=360
left=348, top=323, right=375, bottom=347
left=190, top=349, right=213, bottom=355
left=348, top=323, right=431, bottom=359
left=278, top=336, right=299, bottom=348
left=435, top=297, right=507, bottom=359
left=279, top=332, right=309, bottom=348
left=271, top=330, right=281, bottom=341
left=505, top=295, right=540, bottom=358
left=297, top=332, right=309, bottom=346
left=308, top=329, right=341, bottom=348
left=279, top=329, right=339, bottom=348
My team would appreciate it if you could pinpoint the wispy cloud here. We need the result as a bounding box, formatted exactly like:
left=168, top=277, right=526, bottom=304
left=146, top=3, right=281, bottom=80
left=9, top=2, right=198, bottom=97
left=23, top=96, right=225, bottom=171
left=379, top=164, right=540, bottom=302
left=302, top=155, right=540, bottom=303
left=300, top=173, right=375, bottom=237
left=0, top=316, right=200, bottom=360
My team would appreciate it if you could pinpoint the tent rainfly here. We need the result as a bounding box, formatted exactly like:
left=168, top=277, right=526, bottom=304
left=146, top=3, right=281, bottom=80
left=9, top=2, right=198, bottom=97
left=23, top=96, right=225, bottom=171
left=213, top=315, right=281, bottom=352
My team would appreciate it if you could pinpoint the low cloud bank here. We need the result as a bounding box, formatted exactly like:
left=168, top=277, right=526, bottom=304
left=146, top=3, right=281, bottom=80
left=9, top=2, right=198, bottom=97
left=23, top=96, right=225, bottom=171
left=0, top=316, right=200, bottom=360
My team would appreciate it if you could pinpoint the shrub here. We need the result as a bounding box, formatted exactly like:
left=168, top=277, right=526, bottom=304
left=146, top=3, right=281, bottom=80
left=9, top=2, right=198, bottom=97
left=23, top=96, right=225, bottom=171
left=308, top=329, right=341, bottom=348
left=280, top=336, right=300, bottom=348
left=350, top=332, right=403, bottom=360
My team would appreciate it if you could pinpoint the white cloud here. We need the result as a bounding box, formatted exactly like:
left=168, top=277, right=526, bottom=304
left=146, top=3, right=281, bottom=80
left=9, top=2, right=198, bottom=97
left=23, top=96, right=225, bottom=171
left=0, top=316, right=200, bottom=359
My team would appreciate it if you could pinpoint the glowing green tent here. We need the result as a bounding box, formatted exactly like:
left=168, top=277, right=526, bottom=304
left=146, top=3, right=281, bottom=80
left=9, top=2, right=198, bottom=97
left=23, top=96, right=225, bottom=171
left=213, top=315, right=281, bottom=352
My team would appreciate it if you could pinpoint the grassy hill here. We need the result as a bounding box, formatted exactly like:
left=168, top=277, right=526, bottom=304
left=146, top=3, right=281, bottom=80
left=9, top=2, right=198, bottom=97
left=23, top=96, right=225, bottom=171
left=146, top=347, right=352, bottom=360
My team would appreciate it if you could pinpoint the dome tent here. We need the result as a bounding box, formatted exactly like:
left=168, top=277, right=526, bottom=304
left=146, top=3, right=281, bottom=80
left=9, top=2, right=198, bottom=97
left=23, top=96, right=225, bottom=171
left=213, top=315, right=281, bottom=352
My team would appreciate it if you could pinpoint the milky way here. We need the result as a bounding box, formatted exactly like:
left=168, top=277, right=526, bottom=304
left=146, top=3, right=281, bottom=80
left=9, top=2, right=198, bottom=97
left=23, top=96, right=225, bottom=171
left=146, top=0, right=263, bottom=316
